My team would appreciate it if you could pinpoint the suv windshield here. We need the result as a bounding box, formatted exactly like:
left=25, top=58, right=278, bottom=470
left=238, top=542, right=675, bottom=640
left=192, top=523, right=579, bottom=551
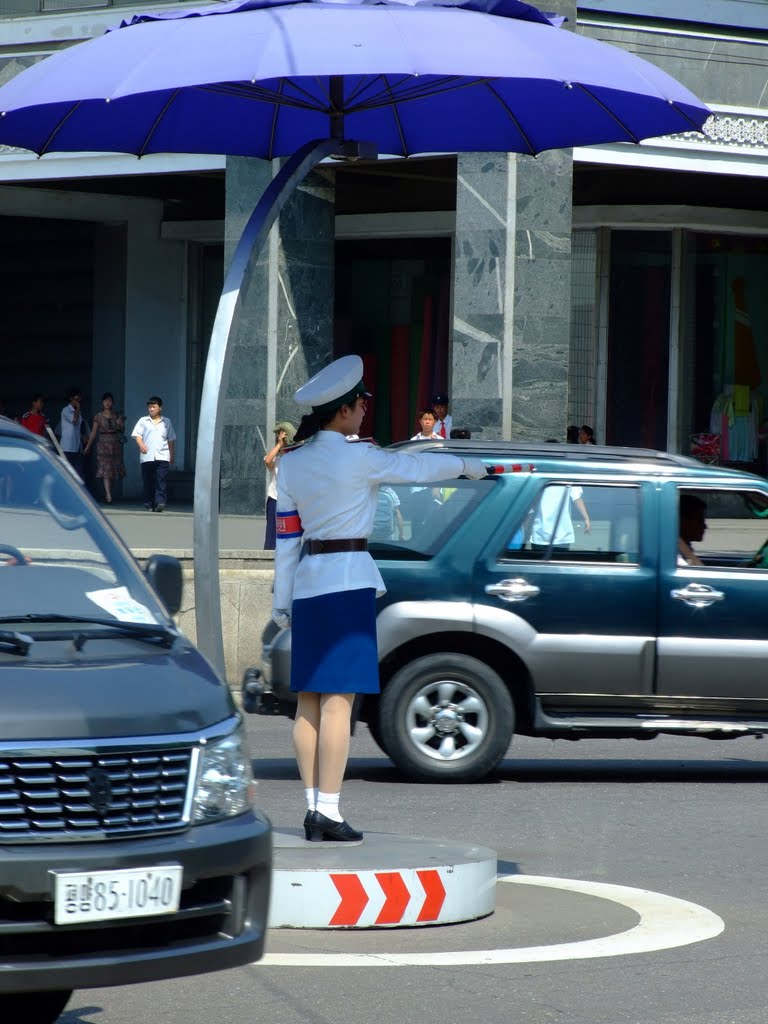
left=0, top=438, right=168, bottom=625
left=369, top=477, right=489, bottom=558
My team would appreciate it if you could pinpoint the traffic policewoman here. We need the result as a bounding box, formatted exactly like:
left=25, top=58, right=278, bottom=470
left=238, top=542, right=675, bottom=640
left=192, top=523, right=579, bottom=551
left=272, top=355, right=487, bottom=842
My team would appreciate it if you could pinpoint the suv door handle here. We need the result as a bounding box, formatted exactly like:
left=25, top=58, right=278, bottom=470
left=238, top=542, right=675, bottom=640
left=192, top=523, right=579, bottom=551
left=670, top=582, right=725, bottom=608
left=485, top=577, right=541, bottom=603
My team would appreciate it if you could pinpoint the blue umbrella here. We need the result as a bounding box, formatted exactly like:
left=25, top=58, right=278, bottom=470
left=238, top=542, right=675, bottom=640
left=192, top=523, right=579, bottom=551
left=0, top=0, right=708, bottom=158
left=0, top=0, right=709, bottom=672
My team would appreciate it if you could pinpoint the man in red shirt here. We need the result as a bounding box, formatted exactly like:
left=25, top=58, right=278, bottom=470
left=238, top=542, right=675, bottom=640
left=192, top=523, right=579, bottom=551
left=20, top=394, right=47, bottom=436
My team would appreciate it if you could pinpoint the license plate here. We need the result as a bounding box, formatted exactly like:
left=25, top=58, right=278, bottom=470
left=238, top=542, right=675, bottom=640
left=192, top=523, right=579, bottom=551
left=53, top=865, right=183, bottom=925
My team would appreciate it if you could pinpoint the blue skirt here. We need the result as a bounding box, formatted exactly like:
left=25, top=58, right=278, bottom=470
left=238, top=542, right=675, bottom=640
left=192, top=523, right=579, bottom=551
left=290, top=588, right=379, bottom=694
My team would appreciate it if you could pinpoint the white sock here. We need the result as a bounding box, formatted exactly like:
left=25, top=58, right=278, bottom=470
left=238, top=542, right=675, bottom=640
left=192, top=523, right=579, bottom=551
left=304, top=787, right=317, bottom=812
left=316, top=791, right=342, bottom=822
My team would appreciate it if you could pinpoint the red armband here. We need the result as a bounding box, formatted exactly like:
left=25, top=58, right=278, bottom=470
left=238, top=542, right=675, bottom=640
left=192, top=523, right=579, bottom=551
left=276, top=509, right=303, bottom=538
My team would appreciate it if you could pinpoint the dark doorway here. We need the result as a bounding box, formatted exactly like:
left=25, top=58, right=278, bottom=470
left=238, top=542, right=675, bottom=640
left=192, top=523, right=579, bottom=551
left=335, top=237, right=451, bottom=445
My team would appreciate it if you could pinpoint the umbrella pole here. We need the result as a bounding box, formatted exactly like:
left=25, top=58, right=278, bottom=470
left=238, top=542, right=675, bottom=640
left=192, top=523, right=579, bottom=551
left=193, top=137, right=342, bottom=676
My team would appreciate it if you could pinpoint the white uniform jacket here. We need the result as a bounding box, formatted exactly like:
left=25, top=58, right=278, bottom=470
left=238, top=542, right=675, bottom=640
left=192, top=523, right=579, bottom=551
left=273, top=430, right=468, bottom=615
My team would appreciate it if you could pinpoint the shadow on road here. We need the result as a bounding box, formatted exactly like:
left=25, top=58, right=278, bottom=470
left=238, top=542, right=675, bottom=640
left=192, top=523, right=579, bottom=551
left=493, top=755, right=768, bottom=783
left=60, top=1005, right=103, bottom=1023
left=252, top=752, right=768, bottom=785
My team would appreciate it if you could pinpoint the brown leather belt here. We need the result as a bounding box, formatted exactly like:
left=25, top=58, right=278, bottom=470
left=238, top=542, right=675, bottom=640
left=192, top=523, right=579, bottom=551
left=305, top=538, right=368, bottom=555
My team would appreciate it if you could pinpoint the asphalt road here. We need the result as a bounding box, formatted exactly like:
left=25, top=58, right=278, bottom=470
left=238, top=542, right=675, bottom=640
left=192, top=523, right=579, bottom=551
left=58, top=722, right=768, bottom=1024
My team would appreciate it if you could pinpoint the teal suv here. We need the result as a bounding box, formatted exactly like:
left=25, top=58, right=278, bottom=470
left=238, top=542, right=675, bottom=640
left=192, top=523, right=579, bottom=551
left=257, top=440, right=768, bottom=782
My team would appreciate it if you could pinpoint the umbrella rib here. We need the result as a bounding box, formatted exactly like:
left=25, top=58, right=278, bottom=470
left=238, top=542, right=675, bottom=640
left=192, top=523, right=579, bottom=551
left=267, top=79, right=284, bottom=161
left=38, top=100, right=82, bottom=157
left=346, top=76, right=491, bottom=112
left=482, top=81, right=537, bottom=156
left=381, top=74, right=408, bottom=157
left=202, top=81, right=323, bottom=112
left=571, top=83, right=641, bottom=144
left=137, top=88, right=182, bottom=156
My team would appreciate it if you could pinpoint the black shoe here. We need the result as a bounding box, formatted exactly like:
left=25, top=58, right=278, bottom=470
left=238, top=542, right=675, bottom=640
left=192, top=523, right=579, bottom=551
left=307, top=810, right=363, bottom=843
left=303, top=810, right=312, bottom=841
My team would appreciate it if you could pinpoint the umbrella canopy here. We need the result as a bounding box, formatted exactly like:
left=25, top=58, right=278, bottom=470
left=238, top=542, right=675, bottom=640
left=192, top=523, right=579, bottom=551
left=0, top=0, right=709, bottom=160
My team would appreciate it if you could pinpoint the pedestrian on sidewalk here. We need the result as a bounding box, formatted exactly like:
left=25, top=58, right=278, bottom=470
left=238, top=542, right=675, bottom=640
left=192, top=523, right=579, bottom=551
left=432, top=393, right=452, bottom=439
left=58, top=387, right=86, bottom=480
left=411, top=408, right=442, bottom=440
left=272, top=354, right=487, bottom=843
left=84, top=392, right=126, bottom=504
left=131, top=396, right=175, bottom=512
left=263, top=420, right=296, bottom=549
left=20, top=394, right=48, bottom=437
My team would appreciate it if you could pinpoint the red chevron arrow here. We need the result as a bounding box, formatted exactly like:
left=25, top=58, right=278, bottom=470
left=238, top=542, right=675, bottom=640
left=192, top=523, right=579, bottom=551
left=329, top=873, right=369, bottom=926
left=374, top=872, right=411, bottom=925
left=416, top=869, right=446, bottom=922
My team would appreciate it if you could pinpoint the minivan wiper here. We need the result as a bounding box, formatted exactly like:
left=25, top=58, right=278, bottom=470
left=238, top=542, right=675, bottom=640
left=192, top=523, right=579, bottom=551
left=0, top=615, right=176, bottom=648
left=0, top=630, right=34, bottom=656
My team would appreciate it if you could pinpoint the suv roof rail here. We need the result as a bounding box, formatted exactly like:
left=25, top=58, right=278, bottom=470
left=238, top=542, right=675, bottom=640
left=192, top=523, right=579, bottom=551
left=391, top=438, right=703, bottom=468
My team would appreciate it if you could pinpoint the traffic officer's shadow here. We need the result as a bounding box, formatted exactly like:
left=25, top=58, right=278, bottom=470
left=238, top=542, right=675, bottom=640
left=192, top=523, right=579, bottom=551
left=59, top=1006, right=103, bottom=1023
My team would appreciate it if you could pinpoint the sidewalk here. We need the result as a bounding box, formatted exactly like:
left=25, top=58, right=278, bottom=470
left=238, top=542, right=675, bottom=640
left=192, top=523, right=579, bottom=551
left=102, top=501, right=268, bottom=555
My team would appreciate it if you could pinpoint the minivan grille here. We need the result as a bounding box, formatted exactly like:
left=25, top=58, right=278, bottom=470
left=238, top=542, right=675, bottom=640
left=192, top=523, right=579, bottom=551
left=0, top=749, right=193, bottom=840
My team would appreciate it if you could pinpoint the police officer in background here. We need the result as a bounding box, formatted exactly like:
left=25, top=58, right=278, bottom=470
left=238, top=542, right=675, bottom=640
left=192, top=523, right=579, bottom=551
left=273, top=355, right=487, bottom=842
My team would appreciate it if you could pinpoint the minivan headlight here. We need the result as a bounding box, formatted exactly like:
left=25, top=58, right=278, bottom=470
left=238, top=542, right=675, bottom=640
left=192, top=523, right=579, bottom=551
left=191, top=726, right=256, bottom=823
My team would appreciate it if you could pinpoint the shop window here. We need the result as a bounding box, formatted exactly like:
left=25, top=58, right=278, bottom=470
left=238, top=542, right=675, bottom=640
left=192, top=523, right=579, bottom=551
left=681, top=233, right=768, bottom=475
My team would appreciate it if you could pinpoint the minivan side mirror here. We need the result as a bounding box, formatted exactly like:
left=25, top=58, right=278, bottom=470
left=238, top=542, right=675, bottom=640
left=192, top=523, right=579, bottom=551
left=144, top=554, right=183, bottom=615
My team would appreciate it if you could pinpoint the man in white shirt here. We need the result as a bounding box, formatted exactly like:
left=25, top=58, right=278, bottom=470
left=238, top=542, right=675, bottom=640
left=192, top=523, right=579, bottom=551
left=59, top=387, right=85, bottom=480
left=531, top=484, right=591, bottom=551
left=131, top=396, right=176, bottom=512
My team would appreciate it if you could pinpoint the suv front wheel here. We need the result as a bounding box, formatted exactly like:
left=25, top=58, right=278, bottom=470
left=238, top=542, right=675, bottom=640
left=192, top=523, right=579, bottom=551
left=378, top=653, right=514, bottom=782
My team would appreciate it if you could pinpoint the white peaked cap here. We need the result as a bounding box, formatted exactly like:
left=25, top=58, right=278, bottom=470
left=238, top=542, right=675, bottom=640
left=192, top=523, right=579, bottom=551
left=294, top=355, right=370, bottom=414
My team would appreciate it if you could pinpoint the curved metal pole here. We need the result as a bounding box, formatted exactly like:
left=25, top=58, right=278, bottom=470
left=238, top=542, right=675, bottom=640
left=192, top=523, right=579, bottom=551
left=193, top=137, right=340, bottom=676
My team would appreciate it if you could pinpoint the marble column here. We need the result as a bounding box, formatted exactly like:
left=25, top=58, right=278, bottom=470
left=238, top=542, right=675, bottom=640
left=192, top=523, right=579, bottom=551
left=452, top=148, right=573, bottom=443
left=451, top=1, right=576, bottom=443
left=220, top=157, right=335, bottom=514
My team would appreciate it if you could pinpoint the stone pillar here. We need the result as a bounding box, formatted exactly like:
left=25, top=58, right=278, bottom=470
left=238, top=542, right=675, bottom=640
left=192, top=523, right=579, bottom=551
left=452, top=148, right=573, bottom=443
left=451, top=1, right=575, bottom=443
left=220, top=157, right=335, bottom=514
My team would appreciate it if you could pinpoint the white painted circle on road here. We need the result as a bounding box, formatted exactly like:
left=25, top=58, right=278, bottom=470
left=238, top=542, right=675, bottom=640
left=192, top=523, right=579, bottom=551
left=257, top=874, right=724, bottom=967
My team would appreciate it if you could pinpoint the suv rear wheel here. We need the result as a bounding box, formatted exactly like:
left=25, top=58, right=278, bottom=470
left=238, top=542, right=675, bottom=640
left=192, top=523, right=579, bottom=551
left=379, top=653, right=514, bottom=782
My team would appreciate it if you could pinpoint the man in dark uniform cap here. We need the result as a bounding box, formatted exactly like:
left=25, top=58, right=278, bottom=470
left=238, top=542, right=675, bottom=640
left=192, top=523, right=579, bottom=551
left=432, top=393, right=452, bottom=439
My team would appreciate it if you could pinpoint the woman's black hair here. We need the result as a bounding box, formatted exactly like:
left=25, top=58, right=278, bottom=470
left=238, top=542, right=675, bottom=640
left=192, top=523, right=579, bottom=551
left=294, top=406, right=341, bottom=443
left=101, top=391, right=114, bottom=403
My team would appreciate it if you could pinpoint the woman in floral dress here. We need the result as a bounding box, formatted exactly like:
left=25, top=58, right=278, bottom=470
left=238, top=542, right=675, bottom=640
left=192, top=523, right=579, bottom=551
left=84, top=392, right=125, bottom=503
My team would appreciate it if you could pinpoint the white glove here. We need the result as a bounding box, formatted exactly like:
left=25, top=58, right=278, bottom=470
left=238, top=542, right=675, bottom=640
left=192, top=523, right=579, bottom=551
left=461, top=458, right=488, bottom=480
left=272, top=609, right=291, bottom=629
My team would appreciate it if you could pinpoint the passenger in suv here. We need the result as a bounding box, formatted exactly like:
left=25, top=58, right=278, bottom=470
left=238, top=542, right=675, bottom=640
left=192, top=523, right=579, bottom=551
left=254, top=439, right=768, bottom=784
left=678, top=493, right=707, bottom=565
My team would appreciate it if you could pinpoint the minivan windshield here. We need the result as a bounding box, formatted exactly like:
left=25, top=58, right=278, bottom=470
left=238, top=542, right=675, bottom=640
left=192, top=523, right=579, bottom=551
left=0, top=437, right=169, bottom=625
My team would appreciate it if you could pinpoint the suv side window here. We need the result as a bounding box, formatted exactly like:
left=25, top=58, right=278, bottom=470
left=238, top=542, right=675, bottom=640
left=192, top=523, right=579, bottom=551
left=678, top=486, right=768, bottom=568
left=505, top=483, right=641, bottom=563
